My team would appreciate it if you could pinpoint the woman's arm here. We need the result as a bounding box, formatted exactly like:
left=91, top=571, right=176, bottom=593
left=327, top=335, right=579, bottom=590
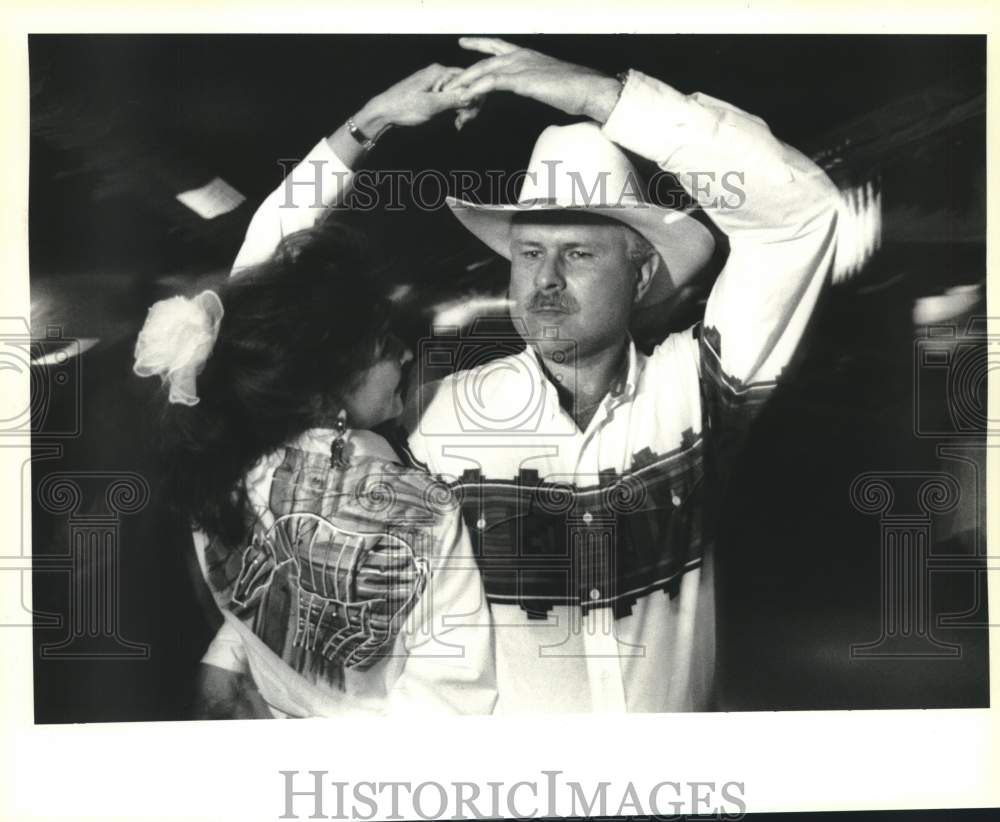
left=231, top=64, right=468, bottom=275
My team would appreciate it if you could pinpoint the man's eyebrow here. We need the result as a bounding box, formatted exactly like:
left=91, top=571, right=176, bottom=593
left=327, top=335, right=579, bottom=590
left=510, top=236, right=609, bottom=250
left=559, top=240, right=607, bottom=252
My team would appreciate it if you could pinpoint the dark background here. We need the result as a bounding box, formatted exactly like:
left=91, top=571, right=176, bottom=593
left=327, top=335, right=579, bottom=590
left=27, top=35, right=988, bottom=722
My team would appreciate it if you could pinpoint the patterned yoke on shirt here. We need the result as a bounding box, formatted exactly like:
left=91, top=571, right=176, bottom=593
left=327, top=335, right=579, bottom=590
left=407, top=323, right=772, bottom=622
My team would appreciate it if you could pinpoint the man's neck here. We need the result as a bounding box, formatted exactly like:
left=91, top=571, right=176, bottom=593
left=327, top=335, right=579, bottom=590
left=535, top=339, right=630, bottom=431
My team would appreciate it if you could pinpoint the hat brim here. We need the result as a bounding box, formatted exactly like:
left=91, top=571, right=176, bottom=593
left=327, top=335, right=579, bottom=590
left=446, top=196, right=715, bottom=308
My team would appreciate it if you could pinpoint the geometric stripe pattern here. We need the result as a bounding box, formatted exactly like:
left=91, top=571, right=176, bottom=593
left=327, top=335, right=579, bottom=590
left=441, top=325, right=776, bottom=620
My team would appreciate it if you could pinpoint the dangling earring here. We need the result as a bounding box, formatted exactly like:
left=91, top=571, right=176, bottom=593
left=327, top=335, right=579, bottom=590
left=330, top=409, right=351, bottom=469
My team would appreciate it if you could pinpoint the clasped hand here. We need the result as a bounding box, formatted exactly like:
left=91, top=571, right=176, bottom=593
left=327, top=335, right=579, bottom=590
left=361, top=37, right=620, bottom=134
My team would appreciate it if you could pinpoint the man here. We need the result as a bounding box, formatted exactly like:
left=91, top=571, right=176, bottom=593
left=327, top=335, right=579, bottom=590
left=220, top=38, right=839, bottom=715
left=404, top=38, right=840, bottom=713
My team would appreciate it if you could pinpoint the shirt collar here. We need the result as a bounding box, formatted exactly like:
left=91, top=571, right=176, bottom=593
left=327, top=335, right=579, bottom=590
left=613, top=336, right=641, bottom=402
left=520, top=336, right=642, bottom=417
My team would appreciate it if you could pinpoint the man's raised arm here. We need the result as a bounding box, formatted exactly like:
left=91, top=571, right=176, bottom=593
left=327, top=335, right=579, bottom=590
left=601, top=71, right=839, bottom=389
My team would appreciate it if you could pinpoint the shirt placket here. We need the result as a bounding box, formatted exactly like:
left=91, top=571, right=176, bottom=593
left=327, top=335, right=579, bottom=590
left=573, top=400, right=629, bottom=713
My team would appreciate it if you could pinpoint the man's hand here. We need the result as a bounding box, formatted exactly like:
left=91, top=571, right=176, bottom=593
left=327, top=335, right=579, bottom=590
left=443, top=37, right=623, bottom=124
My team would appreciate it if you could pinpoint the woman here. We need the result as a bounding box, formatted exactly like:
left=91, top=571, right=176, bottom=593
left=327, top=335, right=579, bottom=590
left=133, top=65, right=495, bottom=718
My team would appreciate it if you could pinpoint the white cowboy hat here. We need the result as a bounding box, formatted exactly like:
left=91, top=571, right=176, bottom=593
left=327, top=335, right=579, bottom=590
left=446, top=122, right=715, bottom=307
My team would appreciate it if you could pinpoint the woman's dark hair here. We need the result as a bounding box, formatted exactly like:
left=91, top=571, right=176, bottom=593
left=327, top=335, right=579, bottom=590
left=156, top=222, right=392, bottom=546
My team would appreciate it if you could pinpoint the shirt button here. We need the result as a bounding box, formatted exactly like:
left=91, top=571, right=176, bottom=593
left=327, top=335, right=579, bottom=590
left=582, top=512, right=594, bottom=525
left=671, top=493, right=682, bottom=507
left=476, top=517, right=486, bottom=530
left=589, top=588, right=601, bottom=601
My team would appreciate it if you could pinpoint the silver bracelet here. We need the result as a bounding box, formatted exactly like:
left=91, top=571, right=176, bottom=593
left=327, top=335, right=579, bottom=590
left=347, top=117, right=378, bottom=152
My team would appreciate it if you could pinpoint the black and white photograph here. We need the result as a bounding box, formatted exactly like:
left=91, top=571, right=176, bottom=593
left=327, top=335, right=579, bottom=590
left=2, top=9, right=997, bottom=821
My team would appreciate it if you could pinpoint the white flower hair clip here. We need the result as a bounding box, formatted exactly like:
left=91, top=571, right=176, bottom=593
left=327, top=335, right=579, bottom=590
left=132, top=290, right=224, bottom=406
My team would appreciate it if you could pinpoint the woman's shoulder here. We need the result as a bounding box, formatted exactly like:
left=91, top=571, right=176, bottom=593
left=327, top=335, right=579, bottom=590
left=348, top=429, right=404, bottom=464
left=271, top=427, right=456, bottom=521
left=353, top=435, right=446, bottom=493
left=347, top=433, right=459, bottom=523
left=286, top=427, right=403, bottom=467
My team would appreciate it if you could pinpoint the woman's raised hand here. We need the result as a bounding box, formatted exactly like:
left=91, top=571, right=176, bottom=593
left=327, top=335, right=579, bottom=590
left=330, top=63, right=475, bottom=167
left=357, top=63, right=473, bottom=133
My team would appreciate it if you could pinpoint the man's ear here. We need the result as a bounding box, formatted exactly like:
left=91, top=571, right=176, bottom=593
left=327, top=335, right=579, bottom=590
left=633, top=251, right=660, bottom=305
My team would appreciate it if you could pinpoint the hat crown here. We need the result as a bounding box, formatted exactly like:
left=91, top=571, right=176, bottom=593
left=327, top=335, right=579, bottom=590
left=517, top=122, right=646, bottom=208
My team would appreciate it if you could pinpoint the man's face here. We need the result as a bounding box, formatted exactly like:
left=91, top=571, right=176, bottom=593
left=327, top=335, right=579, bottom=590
left=508, top=215, right=642, bottom=363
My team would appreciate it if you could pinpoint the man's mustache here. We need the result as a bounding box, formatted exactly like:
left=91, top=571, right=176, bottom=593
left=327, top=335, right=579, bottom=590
left=525, top=292, right=578, bottom=313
